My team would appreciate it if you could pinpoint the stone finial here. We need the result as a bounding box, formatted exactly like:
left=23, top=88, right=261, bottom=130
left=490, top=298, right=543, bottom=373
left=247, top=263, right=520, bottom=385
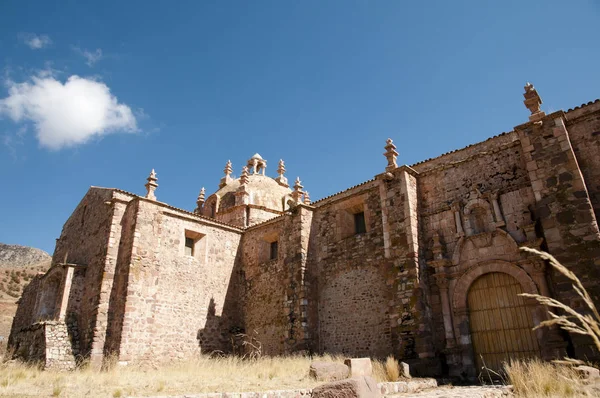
left=219, top=160, right=234, bottom=188
left=303, top=191, right=311, bottom=205
left=224, top=160, right=233, bottom=176
left=292, top=177, right=304, bottom=203
left=384, top=138, right=399, bottom=172
left=145, top=169, right=158, bottom=200
left=195, top=187, right=205, bottom=214
left=523, top=82, right=545, bottom=122
left=275, top=159, right=289, bottom=187
left=240, top=166, right=250, bottom=186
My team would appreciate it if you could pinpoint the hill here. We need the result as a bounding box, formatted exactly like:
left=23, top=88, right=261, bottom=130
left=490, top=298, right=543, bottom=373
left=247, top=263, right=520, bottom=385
left=0, top=243, right=51, bottom=357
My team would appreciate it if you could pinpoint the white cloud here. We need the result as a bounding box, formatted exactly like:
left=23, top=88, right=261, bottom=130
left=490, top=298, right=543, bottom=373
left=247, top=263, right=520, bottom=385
left=22, top=34, right=52, bottom=49
left=0, top=72, right=138, bottom=150
left=75, top=48, right=103, bottom=66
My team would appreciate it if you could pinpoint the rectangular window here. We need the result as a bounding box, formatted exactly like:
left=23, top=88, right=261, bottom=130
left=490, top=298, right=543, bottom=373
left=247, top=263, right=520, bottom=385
left=354, top=212, right=366, bottom=234
left=270, top=241, right=279, bottom=260
left=185, top=237, right=195, bottom=256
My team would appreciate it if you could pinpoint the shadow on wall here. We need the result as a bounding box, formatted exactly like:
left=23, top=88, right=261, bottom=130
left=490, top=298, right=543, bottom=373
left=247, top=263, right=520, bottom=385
left=197, top=297, right=244, bottom=355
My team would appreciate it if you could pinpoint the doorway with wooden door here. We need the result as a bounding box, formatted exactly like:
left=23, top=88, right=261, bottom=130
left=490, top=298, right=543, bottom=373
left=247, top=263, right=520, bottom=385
left=467, top=272, right=541, bottom=373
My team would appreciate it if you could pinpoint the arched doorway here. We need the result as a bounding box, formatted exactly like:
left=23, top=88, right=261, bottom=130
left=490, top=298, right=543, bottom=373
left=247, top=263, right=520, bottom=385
left=467, top=272, right=540, bottom=372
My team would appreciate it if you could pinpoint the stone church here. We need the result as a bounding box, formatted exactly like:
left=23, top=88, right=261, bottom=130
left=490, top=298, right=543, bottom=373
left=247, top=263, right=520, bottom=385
left=8, top=84, right=600, bottom=377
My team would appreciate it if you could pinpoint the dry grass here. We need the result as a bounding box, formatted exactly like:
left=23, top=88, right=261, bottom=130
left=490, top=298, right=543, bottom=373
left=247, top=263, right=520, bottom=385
left=520, top=247, right=600, bottom=354
left=0, top=353, right=367, bottom=397
left=504, top=358, right=594, bottom=397
left=501, top=248, right=600, bottom=397
left=372, top=355, right=401, bottom=382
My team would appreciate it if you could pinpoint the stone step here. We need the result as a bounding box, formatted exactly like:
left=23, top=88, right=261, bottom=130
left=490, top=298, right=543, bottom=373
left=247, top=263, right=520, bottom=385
left=384, top=385, right=512, bottom=398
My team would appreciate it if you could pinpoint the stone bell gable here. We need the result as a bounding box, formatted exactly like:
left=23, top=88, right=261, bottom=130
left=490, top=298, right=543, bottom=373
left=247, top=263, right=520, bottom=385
left=7, top=85, right=600, bottom=378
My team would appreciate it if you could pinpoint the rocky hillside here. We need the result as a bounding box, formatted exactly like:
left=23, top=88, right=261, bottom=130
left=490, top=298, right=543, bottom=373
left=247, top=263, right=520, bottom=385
left=0, top=243, right=51, bottom=352
left=0, top=243, right=51, bottom=300
left=0, top=243, right=51, bottom=268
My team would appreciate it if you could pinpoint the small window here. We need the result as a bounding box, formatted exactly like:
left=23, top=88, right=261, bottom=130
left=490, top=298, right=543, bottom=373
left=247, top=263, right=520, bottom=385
left=270, top=241, right=279, bottom=260
left=185, top=237, right=195, bottom=256
left=354, top=212, right=366, bottom=235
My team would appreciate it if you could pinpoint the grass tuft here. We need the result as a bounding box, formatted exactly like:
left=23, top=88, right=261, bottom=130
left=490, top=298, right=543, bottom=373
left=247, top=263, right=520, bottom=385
left=502, top=248, right=600, bottom=397
left=504, top=359, right=590, bottom=397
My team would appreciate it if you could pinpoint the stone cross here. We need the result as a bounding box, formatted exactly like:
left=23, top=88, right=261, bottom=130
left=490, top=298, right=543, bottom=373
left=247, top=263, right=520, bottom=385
left=384, top=138, right=399, bottom=172
left=145, top=169, right=158, bottom=201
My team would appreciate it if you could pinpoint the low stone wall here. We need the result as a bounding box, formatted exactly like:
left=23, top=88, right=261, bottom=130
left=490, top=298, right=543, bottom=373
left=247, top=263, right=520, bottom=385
left=141, top=390, right=312, bottom=398
left=9, top=321, right=77, bottom=370
left=136, top=379, right=439, bottom=398
left=378, top=379, right=438, bottom=395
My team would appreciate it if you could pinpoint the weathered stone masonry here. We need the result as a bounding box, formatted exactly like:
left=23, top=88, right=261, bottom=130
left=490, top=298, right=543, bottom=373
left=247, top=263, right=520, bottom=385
left=8, top=85, right=600, bottom=376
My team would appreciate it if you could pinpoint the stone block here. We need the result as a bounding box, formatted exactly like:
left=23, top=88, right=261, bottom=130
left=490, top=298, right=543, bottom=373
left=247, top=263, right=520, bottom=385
left=309, top=361, right=349, bottom=382
left=399, top=361, right=411, bottom=378
left=312, top=376, right=380, bottom=398
left=575, top=365, right=600, bottom=381
left=344, top=358, right=373, bottom=377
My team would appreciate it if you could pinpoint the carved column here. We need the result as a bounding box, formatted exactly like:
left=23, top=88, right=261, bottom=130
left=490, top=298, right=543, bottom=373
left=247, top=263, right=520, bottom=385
left=487, top=191, right=505, bottom=227
left=451, top=201, right=464, bottom=237
left=431, top=233, right=455, bottom=349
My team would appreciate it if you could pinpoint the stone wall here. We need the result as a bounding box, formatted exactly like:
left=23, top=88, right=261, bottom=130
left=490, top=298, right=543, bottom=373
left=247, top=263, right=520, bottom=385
left=116, top=198, right=243, bottom=363
left=8, top=275, right=43, bottom=343
left=241, top=218, right=288, bottom=355
left=103, top=199, right=139, bottom=360
left=9, top=321, right=77, bottom=370
left=51, top=187, right=125, bottom=363
left=516, top=112, right=600, bottom=359
left=309, top=185, right=393, bottom=358
left=416, top=142, right=537, bottom=358
left=566, top=101, right=600, bottom=222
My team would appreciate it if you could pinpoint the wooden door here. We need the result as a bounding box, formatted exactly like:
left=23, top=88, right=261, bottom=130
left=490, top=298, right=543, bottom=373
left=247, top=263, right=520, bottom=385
left=467, top=272, right=540, bottom=373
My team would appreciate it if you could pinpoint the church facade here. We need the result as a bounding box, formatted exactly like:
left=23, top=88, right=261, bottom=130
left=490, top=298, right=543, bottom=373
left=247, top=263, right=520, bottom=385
left=8, top=85, right=600, bottom=376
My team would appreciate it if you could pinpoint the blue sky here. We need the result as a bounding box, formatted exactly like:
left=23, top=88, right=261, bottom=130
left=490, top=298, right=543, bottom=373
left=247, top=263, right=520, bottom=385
left=1, top=1, right=599, bottom=254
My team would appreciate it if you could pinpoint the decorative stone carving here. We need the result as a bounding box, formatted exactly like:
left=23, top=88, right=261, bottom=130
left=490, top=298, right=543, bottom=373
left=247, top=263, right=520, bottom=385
left=239, top=166, right=250, bottom=186
left=450, top=201, right=464, bottom=237
left=275, top=159, right=289, bottom=187
left=523, top=82, right=545, bottom=122
left=384, top=138, right=398, bottom=172
left=144, top=169, right=158, bottom=200
left=292, top=177, right=304, bottom=204
left=219, top=160, right=233, bottom=188
left=235, top=167, right=251, bottom=206
left=194, top=187, right=205, bottom=214
left=431, top=231, right=444, bottom=261
left=247, top=153, right=267, bottom=175
left=487, top=190, right=506, bottom=227
left=303, top=191, right=311, bottom=205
